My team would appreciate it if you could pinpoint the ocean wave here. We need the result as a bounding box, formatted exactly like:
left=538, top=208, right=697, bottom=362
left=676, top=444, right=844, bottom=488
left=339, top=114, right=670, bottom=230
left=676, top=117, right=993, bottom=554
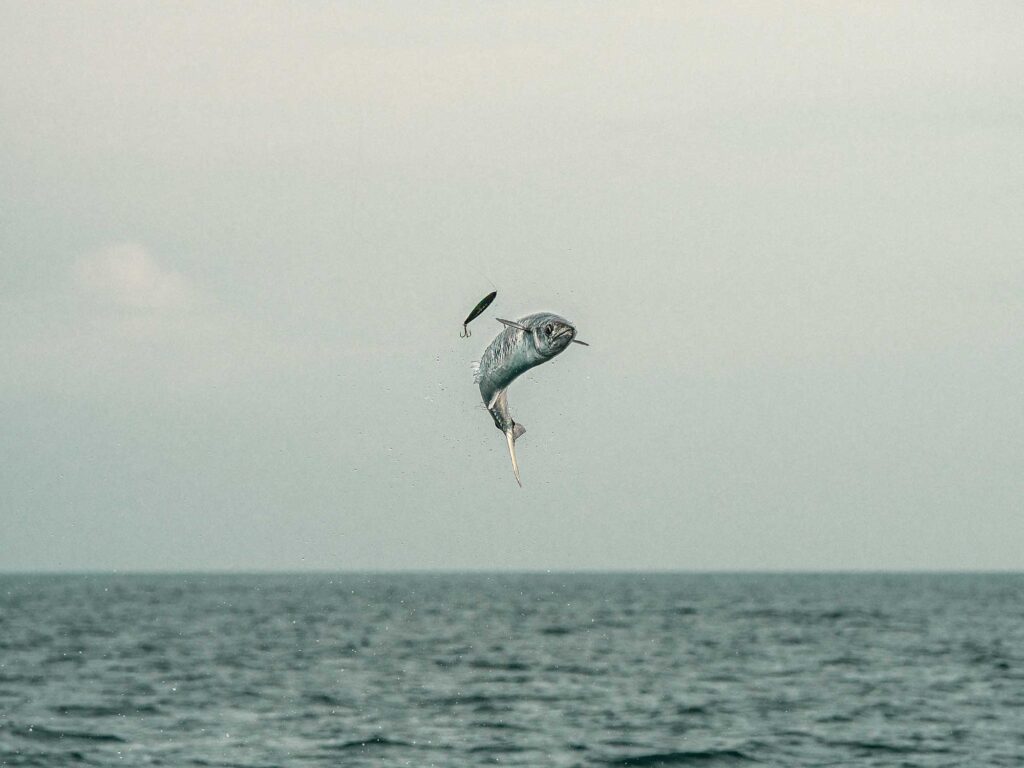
left=467, top=743, right=528, bottom=754
left=301, top=691, right=352, bottom=707
left=8, top=724, right=126, bottom=743
left=467, top=658, right=531, bottom=671
left=607, top=748, right=757, bottom=766
left=543, top=663, right=603, bottom=676
left=469, top=720, right=528, bottom=731
left=825, top=739, right=952, bottom=755
left=322, top=736, right=414, bottom=751
left=539, top=625, right=573, bottom=635
left=3, top=572, right=1021, bottom=767
left=51, top=703, right=161, bottom=717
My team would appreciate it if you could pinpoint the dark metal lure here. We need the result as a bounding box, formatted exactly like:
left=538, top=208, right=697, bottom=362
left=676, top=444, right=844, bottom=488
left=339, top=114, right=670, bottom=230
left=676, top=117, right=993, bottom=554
left=460, top=290, right=497, bottom=337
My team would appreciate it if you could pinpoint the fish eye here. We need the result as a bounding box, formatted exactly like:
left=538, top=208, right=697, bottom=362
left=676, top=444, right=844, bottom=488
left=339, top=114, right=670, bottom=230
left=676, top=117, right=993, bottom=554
left=544, top=324, right=553, bottom=336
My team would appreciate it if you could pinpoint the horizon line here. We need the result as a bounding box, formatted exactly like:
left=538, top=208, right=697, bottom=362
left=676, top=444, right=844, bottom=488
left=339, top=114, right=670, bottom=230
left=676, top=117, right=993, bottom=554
left=1, top=567, right=1022, bottom=576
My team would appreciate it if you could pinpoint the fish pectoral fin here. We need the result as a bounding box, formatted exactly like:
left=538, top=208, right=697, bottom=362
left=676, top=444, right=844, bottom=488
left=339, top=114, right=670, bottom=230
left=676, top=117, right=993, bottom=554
left=496, top=317, right=530, bottom=332
left=505, top=428, right=523, bottom=487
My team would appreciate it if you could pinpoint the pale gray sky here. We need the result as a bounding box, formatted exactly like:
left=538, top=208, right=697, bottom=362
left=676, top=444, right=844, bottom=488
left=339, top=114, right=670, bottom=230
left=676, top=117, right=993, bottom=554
left=2, top=2, right=1022, bottom=571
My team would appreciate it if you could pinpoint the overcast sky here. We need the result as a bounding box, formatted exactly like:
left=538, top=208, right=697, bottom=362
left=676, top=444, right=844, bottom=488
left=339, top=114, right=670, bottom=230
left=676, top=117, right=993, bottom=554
left=2, top=2, right=1022, bottom=571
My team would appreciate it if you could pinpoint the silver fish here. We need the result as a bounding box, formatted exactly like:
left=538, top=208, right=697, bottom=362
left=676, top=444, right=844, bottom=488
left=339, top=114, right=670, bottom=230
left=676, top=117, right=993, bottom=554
left=473, top=313, right=588, bottom=486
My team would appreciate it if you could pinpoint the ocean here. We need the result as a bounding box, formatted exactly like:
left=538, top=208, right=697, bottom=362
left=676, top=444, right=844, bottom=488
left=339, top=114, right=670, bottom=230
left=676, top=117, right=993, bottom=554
left=1, top=573, right=1021, bottom=767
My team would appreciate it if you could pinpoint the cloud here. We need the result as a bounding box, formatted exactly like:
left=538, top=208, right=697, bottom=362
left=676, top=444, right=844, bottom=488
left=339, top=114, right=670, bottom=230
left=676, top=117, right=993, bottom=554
left=74, top=243, right=192, bottom=310
left=0, top=241, right=329, bottom=400
left=1, top=243, right=231, bottom=396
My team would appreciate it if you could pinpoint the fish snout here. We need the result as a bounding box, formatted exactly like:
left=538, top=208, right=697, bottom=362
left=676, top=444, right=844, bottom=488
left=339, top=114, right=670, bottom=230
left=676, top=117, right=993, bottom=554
left=553, top=325, right=576, bottom=342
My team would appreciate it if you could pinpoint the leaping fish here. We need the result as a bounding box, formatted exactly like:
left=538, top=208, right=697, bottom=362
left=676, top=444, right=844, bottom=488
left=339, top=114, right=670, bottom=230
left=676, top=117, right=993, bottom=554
left=473, top=313, right=588, bottom=486
left=460, top=291, right=497, bottom=338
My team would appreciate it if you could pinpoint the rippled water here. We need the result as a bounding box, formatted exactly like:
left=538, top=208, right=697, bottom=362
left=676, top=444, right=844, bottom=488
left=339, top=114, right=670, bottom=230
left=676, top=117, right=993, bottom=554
left=1, top=573, right=1022, bottom=767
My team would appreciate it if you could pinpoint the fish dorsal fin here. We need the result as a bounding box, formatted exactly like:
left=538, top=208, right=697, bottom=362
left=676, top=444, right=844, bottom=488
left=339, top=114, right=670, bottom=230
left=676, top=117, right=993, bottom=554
left=496, top=317, right=529, bottom=332
left=487, top=388, right=506, bottom=411
left=471, top=361, right=481, bottom=383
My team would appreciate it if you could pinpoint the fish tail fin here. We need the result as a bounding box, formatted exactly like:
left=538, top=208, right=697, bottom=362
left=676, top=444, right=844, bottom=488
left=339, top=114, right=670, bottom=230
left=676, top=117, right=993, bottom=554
left=505, top=423, right=525, bottom=487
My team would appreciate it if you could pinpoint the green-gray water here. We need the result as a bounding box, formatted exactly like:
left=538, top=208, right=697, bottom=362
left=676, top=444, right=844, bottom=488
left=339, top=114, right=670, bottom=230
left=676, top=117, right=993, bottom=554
left=1, top=573, right=1021, bottom=766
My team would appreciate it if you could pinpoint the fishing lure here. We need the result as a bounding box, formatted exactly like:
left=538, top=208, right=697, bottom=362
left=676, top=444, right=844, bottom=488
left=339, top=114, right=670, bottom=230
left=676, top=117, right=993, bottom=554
left=460, top=291, right=497, bottom=338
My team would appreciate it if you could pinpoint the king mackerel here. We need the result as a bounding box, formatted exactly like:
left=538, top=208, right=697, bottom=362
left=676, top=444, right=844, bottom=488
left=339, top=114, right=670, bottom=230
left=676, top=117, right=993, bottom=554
left=473, top=313, right=588, bottom=486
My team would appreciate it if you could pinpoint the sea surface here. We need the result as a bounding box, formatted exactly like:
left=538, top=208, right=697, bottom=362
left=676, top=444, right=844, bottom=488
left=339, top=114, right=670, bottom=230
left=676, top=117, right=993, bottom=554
left=0, top=573, right=1022, bottom=767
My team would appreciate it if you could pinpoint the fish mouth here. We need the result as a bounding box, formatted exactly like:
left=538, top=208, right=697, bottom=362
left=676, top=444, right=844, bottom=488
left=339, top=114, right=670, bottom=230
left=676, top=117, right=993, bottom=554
left=552, top=326, right=576, bottom=342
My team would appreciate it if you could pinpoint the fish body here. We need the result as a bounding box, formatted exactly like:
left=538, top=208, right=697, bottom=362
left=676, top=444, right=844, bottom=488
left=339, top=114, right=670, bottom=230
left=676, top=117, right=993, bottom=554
left=474, top=312, right=582, bottom=485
